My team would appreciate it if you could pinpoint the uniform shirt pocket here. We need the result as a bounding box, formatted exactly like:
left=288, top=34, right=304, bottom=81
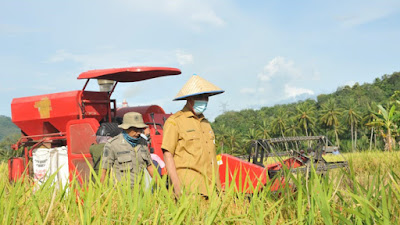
left=117, top=154, right=133, bottom=171
left=139, top=148, right=151, bottom=167
left=181, top=131, right=202, bottom=153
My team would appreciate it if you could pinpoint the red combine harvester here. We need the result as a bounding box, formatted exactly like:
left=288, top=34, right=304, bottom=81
left=8, top=66, right=348, bottom=193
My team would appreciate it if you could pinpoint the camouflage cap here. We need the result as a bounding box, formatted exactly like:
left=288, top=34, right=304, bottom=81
left=118, top=112, right=148, bottom=130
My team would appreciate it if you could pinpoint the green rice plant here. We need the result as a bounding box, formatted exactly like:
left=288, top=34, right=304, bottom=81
left=1, top=151, right=400, bottom=224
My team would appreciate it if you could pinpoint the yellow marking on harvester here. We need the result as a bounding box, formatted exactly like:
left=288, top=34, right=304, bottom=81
left=34, top=97, right=52, bottom=119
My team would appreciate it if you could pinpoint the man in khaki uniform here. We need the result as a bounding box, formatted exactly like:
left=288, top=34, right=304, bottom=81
left=162, top=75, right=224, bottom=197
left=100, top=112, right=154, bottom=187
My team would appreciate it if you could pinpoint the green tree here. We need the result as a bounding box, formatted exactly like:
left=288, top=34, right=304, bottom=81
left=0, top=133, right=21, bottom=161
left=370, top=104, right=398, bottom=151
left=227, top=128, right=241, bottom=155
left=342, top=100, right=361, bottom=151
left=258, top=119, right=271, bottom=139
left=271, top=113, right=287, bottom=138
left=295, top=102, right=316, bottom=137
left=363, top=103, right=378, bottom=150
left=242, top=128, right=261, bottom=154
left=320, top=99, right=342, bottom=146
left=214, top=124, right=228, bottom=153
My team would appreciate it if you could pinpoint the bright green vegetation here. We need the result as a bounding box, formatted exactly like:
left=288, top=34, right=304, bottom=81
left=0, top=115, right=20, bottom=161
left=212, top=71, right=400, bottom=154
left=1, top=151, right=400, bottom=224
left=0, top=115, right=19, bottom=141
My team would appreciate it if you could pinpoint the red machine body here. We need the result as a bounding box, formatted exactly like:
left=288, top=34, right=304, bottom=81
left=8, top=157, right=26, bottom=182
left=218, top=154, right=301, bottom=193
left=12, top=91, right=109, bottom=139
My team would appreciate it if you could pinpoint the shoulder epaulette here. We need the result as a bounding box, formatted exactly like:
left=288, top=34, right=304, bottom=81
left=108, top=134, right=121, bottom=143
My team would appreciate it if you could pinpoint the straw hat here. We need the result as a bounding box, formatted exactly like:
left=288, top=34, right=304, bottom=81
left=174, top=75, right=224, bottom=101
left=118, top=112, right=148, bottom=129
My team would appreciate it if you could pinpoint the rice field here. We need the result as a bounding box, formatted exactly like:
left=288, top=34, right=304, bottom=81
left=1, top=151, right=400, bottom=224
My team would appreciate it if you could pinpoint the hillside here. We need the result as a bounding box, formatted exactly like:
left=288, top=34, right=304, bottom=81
left=212, top=71, right=400, bottom=154
left=0, top=116, right=19, bottom=141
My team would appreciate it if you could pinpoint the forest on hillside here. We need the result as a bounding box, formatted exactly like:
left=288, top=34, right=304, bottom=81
left=0, top=116, right=20, bottom=160
left=0, top=116, right=19, bottom=141
left=212, top=71, right=400, bottom=155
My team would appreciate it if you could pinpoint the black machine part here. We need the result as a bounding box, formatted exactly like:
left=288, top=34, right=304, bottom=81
left=150, top=112, right=161, bottom=135
left=96, top=122, right=121, bottom=137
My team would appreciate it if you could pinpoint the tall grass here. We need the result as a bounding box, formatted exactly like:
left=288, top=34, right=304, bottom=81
left=1, top=151, right=400, bottom=224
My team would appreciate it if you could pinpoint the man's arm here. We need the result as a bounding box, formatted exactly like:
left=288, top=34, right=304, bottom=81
left=100, top=144, right=114, bottom=184
left=163, top=150, right=181, bottom=197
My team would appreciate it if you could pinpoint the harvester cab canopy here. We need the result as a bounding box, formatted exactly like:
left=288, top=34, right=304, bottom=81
left=77, top=66, right=181, bottom=82
left=77, top=66, right=181, bottom=96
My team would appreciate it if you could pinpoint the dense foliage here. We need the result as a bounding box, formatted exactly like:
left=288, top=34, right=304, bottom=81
left=0, top=115, right=19, bottom=141
left=212, top=71, right=400, bottom=155
left=0, top=116, right=20, bottom=161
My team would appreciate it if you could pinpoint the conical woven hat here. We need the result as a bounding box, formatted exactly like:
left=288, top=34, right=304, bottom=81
left=174, top=75, right=224, bottom=101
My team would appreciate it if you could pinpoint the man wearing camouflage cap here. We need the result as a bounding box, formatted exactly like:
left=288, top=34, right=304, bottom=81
left=162, top=75, right=224, bottom=197
left=100, top=112, right=154, bottom=187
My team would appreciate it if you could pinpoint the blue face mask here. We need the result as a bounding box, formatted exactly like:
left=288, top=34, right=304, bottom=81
left=123, top=131, right=140, bottom=147
left=193, top=100, right=208, bottom=115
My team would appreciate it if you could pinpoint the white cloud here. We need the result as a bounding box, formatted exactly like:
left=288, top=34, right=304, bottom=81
left=257, top=56, right=301, bottom=81
left=284, top=84, right=314, bottom=99
left=176, top=50, right=194, bottom=65
left=191, top=10, right=225, bottom=27
left=239, top=57, right=317, bottom=108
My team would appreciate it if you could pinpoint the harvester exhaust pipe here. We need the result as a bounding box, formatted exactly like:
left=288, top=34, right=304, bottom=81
left=97, top=79, right=115, bottom=92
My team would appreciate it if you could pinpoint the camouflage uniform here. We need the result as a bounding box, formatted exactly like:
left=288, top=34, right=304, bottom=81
left=102, top=133, right=152, bottom=187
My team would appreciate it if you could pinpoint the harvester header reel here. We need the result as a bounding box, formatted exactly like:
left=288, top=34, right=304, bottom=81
left=249, top=136, right=348, bottom=176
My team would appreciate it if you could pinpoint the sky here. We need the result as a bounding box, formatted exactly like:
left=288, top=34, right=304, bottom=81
left=1, top=0, right=400, bottom=121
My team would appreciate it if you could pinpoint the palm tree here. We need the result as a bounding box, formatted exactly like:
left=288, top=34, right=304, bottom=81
left=343, top=100, right=361, bottom=151
left=295, top=102, right=316, bottom=137
left=286, top=118, right=300, bottom=137
left=271, top=114, right=287, bottom=138
left=320, top=99, right=342, bottom=146
left=227, top=128, right=241, bottom=155
left=362, top=103, right=378, bottom=150
left=242, top=128, right=261, bottom=155
left=214, top=124, right=228, bottom=153
left=258, top=119, right=271, bottom=139
left=370, top=104, right=398, bottom=151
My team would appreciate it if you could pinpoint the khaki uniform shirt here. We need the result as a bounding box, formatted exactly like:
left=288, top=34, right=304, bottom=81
left=102, top=133, right=152, bottom=187
left=161, top=105, right=221, bottom=195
